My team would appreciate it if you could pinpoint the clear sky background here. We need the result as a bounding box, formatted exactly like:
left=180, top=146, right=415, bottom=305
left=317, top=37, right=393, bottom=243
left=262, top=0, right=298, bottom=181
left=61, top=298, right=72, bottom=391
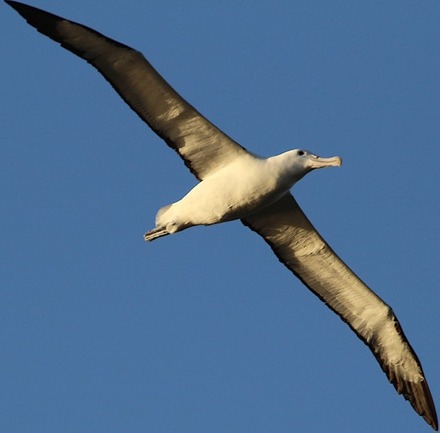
left=2, top=1, right=440, bottom=432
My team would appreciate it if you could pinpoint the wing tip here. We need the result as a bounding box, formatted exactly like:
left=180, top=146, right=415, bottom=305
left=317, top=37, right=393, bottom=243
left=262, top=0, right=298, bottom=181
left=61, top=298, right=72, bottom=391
left=6, top=0, right=69, bottom=44
left=408, top=379, right=438, bottom=431
left=389, top=320, right=438, bottom=430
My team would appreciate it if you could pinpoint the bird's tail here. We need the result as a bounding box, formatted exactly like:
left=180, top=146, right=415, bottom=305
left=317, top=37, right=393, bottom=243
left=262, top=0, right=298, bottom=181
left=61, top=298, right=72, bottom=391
left=155, top=204, right=172, bottom=225
left=144, top=204, right=174, bottom=242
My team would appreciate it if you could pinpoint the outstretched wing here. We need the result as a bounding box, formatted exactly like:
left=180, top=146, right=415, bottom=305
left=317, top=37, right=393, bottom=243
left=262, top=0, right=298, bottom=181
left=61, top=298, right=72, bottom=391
left=242, top=193, right=438, bottom=430
left=6, top=0, right=249, bottom=180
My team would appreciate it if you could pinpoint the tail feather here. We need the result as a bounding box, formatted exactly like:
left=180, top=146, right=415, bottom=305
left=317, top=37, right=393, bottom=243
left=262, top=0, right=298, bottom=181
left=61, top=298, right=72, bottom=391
left=145, top=203, right=175, bottom=241
left=156, top=204, right=172, bottom=225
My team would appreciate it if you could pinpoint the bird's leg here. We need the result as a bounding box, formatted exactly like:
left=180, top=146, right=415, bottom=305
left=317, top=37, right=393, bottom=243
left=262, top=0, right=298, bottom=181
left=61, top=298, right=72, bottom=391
left=143, top=227, right=170, bottom=242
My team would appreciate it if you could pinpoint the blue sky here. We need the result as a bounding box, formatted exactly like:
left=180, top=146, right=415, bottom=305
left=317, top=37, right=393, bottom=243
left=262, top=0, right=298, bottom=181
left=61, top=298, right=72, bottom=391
left=2, top=1, right=439, bottom=432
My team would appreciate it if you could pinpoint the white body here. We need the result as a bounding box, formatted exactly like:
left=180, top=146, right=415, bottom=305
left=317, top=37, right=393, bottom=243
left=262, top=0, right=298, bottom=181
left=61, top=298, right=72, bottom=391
left=150, top=150, right=339, bottom=237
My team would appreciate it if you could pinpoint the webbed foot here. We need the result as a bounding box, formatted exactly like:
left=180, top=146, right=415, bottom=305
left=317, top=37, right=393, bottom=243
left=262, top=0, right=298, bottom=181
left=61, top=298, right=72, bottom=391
left=143, top=227, right=170, bottom=242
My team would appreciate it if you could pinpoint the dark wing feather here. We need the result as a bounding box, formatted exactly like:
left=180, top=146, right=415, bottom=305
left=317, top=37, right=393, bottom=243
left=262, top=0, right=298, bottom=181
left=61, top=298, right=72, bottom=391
left=5, top=0, right=249, bottom=180
left=242, top=193, right=438, bottom=430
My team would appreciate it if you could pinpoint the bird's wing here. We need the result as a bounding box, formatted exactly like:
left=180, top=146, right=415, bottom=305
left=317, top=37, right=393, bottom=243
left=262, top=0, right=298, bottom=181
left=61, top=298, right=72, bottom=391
left=6, top=0, right=250, bottom=180
left=242, top=193, right=438, bottom=430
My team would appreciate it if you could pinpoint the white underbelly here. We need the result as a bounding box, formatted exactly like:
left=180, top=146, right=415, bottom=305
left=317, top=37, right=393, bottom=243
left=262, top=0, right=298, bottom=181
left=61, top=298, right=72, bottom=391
left=173, top=160, right=287, bottom=226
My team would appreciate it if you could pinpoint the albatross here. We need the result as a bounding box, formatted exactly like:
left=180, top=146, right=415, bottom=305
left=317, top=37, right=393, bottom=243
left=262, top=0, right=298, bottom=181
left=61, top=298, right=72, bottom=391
left=6, top=1, right=437, bottom=429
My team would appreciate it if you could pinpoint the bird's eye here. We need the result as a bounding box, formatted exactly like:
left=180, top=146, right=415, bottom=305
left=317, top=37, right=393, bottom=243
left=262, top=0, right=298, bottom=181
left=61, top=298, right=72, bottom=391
left=297, top=150, right=305, bottom=156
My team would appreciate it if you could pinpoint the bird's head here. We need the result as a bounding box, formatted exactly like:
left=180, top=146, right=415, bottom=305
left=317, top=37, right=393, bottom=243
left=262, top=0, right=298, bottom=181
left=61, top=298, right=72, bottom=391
left=277, top=149, right=342, bottom=185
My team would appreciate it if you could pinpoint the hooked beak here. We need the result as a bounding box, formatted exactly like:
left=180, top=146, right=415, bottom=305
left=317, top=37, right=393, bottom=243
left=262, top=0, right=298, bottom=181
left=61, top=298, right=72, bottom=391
left=309, top=155, right=342, bottom=169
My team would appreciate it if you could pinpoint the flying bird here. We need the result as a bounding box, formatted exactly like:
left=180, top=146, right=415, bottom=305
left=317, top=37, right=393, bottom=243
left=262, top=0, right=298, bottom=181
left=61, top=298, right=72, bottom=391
left=5, top=1, right=437, bottom=430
